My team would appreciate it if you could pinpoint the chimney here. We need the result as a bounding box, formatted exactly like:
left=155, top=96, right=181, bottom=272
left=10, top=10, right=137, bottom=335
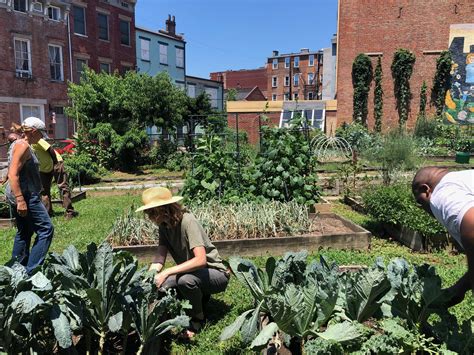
left=165, top=14, right=176, bottom=35
left=272, top=50, right=279, bottom=56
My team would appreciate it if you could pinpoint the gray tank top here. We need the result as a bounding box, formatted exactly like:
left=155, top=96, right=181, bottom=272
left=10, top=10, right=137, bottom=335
left=5, top=140, right=42, bottom=205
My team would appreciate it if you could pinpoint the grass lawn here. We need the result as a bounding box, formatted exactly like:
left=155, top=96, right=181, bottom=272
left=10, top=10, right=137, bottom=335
left=0, top=193, right=472, bottom=354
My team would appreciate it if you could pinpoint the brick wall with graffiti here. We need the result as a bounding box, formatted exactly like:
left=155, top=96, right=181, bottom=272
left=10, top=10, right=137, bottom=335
left=445, top=24, right=474, bottom=124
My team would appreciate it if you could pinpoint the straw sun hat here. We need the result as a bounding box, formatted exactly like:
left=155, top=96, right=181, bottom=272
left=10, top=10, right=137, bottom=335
left=135, top=187, right=183, bottom=212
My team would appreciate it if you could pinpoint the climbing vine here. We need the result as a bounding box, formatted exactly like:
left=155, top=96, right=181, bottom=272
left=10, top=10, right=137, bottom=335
left=431, top=50, right=452, bottom=116
left=391, top=49, right=416, bottom=128
left=419, top=81, right=427, bottom=117
left=352, top=53, right=373, bottom=126
left=373, top=56, right=383, bottom=133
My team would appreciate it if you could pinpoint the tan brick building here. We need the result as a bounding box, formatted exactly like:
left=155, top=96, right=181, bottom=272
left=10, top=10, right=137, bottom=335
left=267, top=49, right=323, bottom=102
left=336, top=0, right=473, bottom=130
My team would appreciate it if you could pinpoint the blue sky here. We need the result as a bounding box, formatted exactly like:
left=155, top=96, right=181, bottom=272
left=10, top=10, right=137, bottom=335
left=135, top=0, right=338, bottom=79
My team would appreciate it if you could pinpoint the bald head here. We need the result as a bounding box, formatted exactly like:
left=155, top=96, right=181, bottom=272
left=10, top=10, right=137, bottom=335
left=412, top=167, right=449, bottom=192
left=412, top=167, right=449, bottom=214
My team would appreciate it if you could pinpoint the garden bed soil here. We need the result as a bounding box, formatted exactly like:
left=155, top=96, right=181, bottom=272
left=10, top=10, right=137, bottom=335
left=114, top=213, right=371, bottom=262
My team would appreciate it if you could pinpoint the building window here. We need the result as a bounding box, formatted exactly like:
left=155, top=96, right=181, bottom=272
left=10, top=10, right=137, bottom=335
left=294, top=56, right=299, bottom=68
left=294, top=93, right=299, bottom=100
left=308, top=72, right=314, bottom=83
left=119, top=20, right=130, bottom=46
left=309, top=54, right=314, bottom=66
left=14, top=38, right=31, bottom=78
left=75, top=59, right=87, bottom=82
left=294, top=74, right=299, bottom=86
left=140, top=38, right=150, bottom=61
left=272, top=58, right=278, bottom=69
left=121, top=1, right=129, bottom=8
left=176, top=47, right=184, bottom=68
left=284, top=93, right=289, bottom=101
left=284, top=57, right=290, bottom=68
left=272, top=76, right=277, bottom=87
left=159, top=43, right=168, bottom=64
left=308, top=92, right=314, bottom=100
left=48, top=6, right=60, bottom=21
left=284, top=76, right=289, bottom=86
left=31, top=2, right=43, bottom=13
left=272, top=94, right=277, bottom=101
left=21, top=104, right=44, bottom=123
left=14, top=0, right=27, bottom=12
left=98, top=13, right=109, bottom=41
left=99, top=62, right=110, bottom=73
left=205, top=87, right=218, bottom=108
left=187, top=84, right=196, bottom=98
left=73, top=6, right=86, bottom=35
left=48, top=45, right=63, bottom=81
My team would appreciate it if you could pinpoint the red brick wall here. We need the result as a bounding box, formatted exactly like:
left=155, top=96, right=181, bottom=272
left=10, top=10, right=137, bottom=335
left=71, top=0, right=136, bottom=79
left=0, top=7, right=70, bottom=156
left=211, top=68, right=268, bottom=98
left=245, top=89, right=267, bottom=101
left=337, top=0, right=472, bottom=130
left=227, top=112, right=280, bottom=145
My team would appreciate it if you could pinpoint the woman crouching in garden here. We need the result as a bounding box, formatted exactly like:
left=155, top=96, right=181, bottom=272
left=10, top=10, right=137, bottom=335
left=136, top=187, right=229, bottom=338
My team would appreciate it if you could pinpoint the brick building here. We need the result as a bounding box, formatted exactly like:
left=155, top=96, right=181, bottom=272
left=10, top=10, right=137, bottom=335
left=70, top=0, right=137, bottom=81
left=267, top=49, right=323, bottom=102
left=336, top=0, right=474, bottom=130
left=0, top=0, right=72, bottom=148
left=210, top=68, right=268, bottom=98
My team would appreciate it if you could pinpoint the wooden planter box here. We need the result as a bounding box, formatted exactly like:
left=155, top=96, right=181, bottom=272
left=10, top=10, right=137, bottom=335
left=382, top=223, right=452, bottom=252
left=52, top=190, right=87, bottom=204
left=312, top=197, right=332, bottom=213
left=114, top=213, right=371, bottom=262
left=343, top=195, right=366, bottom=213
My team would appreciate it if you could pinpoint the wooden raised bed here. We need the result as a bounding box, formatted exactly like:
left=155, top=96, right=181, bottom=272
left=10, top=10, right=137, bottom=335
left=114, top=213, right=371, bottom=262
left=382, top=223, right=453, bottom=252
left=52, top=190, right=87, bottom=204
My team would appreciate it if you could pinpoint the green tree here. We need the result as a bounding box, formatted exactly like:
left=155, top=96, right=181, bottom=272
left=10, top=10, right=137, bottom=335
left=431, top=50, right=452, bottom=116
left=391, top=49, right=416, bottom=128
left=226, top=88, right=237, bottom=101
left=66, top=68, right=187, bottom=134
left=373, top=56, right=384, bottom=133
left=352, top=54, right=373, bottom=126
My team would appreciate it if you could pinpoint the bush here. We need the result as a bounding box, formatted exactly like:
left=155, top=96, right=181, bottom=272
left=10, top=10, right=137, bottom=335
left=413, top=115, right=438, bottom=139
left=362, top=183, right=446, bottom=238
left=165, top=151, right=191, bottom=172
left=64, top=152, right=103, bottom=185
left=147, top=139, right=178, bottom=168
left=335, top=122, right=376, bottom=153
left=250, top=117, right=320, bottom=205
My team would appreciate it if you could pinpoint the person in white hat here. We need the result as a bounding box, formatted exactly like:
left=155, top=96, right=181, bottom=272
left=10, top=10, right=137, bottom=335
left=136, top=187, right=229, bottom=338
left=5, top=117, right=54, bottom=275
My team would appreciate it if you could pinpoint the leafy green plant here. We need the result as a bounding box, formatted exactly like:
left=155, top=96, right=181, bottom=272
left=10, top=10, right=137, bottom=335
left=0, top=243, right=189, bottom=354
left=250, top=116, right=320, bottom=205
left=165, top=150, right=191, bottom=172
left=431, top=50, right=453, bottom=116
left=147, top=139, right=178, bottom=168
left=352, top=54, right=373, bottom=126
left=335, top=122, right=378, bottom=153
left=391, top=49, right=416, bottom=128
left=362, top=183, right=446, bottom=238
left=64, top=152, right=103, bottom=185
left=221, top=252, right=465, bottom=354
left=373, top=56, right=384, bottom=133
left=419, top=80, right=428, bottom=117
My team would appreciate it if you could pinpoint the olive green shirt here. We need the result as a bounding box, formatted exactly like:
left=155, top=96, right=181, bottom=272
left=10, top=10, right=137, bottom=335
left=158, top=213, right=227, bottom=272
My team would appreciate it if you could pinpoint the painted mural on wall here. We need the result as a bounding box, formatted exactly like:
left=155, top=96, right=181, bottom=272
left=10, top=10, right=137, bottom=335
left=445, top=24, right=474, bottom=124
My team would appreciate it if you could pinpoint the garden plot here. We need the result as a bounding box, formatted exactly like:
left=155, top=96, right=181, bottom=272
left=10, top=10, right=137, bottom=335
left=110, top=201, right=371, bottom=261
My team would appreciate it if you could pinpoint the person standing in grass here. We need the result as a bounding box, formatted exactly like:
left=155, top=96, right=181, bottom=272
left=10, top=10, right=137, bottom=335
left=31, top=138, right=77, bottom=220
left=6, top=117, right=54, bottom=275
left=412, top=167, right=474, bottom=306
left=136, top=187, right=229, bottom=338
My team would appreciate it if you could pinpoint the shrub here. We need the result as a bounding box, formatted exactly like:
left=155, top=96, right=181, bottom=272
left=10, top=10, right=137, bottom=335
left=335, top=122, right=377, bottom=153
left=413, top=115, right=438, bottom=139
left=250, top=117, right=320, bottom=205
left=147, top=139, right=178, bottom=168
left=362, top=183, right=446, bottom=237
left=64, top=152, right=103, bottom=185
left=165, top=151, right=191, bottom=172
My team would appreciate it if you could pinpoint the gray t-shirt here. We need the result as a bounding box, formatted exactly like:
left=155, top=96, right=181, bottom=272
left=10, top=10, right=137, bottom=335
left=158, top=212, right=227, bottom=272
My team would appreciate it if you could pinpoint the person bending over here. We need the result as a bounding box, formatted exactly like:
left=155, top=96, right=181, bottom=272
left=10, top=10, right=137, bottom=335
left=412, top=167, right=474, bottom=306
